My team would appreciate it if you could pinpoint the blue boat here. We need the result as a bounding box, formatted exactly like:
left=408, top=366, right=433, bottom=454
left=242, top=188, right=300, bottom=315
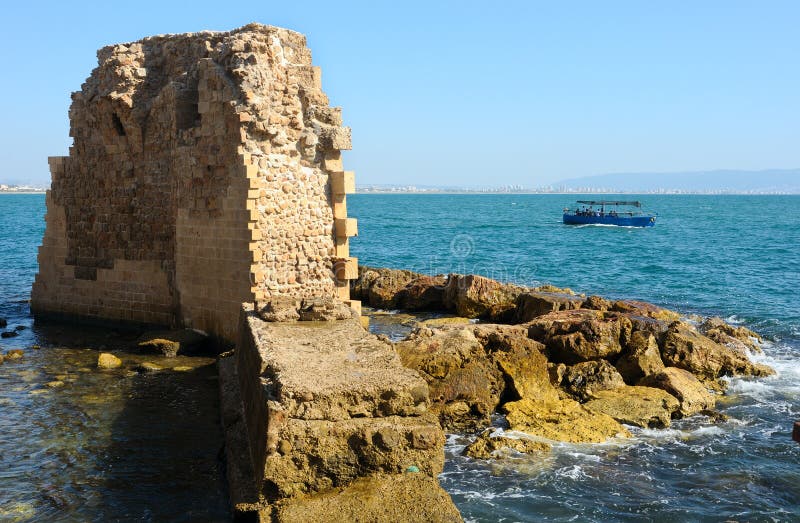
left=563, top=200, right=656, bottom=227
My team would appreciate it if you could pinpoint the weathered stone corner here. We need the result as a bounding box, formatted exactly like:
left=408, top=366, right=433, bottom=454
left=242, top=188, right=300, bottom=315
left=32, top=23, right=360, bottom=341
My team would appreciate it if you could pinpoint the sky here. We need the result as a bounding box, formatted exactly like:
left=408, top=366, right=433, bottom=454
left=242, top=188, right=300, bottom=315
left=0, top=1, right=798, bottom=187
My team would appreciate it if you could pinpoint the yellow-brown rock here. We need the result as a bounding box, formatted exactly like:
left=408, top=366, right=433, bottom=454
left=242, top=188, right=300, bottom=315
left=584, top=386, right=680, bottom=428
left=562, top=360, right=626, bottom=401
left=270, top=473, right=463, bottom=523
left=464, top=429, right=551, bottom=459
left=504, top=398, right=630, bottom=443
left=527, top=309, right=632, bottom=364
left=640, top=367, right=715, bottom=417
left=442, top=274, right=523, bottom=319
left=97, top=352, right=122, bottom=369
left=661, top=321, right=774, bottom=382
left=615, top=331, right=665, bottom=384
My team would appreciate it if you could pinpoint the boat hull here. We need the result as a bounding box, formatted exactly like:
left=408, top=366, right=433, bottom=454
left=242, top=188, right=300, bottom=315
left=563, top=214, right=656, bottom=227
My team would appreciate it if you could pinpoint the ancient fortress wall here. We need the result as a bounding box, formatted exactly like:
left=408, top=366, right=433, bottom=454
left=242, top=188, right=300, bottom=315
left=31, top=24, right=358, bottom=340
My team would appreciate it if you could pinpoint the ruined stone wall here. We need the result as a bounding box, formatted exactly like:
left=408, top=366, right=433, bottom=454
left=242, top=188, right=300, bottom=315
left=32, top=24, right=358, bottom=340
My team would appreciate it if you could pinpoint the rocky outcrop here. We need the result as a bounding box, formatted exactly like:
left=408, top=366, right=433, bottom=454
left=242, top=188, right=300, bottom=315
left=561, top=360, right=626, bottom=401
left=700, top=316, right=763, bottom=353
left=615, top=331, right=665, bottom=383
left=442, top=274, right=523, bottom=319
left=528, top=309, right=632, bottom=364
left=584, top=386, right=680, bottom=428
left=395, top=327, right=505, bottom=430
left=504, top=398, right=630, bottom=443
left=137, top=329, right=208, bottom=357
left=640, top=367, right=715, bottom=417
left=352, top=267, right=423, bottom=309
left=463, top=429, right=550, bottom=458
left=223, top=305, right=459, bottom=519
left=513, top=291, right=584, bottom=323
left=661, top=321, right=774, bottom=383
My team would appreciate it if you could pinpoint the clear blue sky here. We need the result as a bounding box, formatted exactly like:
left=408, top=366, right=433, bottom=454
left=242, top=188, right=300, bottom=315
left=1, top=1, right=798, bottom=186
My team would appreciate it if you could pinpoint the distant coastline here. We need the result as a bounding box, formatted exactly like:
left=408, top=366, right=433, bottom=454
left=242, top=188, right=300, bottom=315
left=356, top=187, right=800, bottom=195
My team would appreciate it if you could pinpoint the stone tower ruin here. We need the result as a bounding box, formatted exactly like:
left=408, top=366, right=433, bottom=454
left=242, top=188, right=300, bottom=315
left=31, top=24, right=359, bottom=340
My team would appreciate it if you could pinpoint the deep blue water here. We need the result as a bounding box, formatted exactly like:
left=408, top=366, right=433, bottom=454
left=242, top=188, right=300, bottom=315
left=1, top=193, right=799, bottom=522
left=349, top=194, right=800, bottom=522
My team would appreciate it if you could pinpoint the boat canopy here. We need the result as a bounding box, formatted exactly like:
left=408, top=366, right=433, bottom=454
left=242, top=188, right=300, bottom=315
left=576, top=200, right=642, bottom=208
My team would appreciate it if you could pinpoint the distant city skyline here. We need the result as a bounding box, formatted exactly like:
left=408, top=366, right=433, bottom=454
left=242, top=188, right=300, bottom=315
left=1, top=2, right=798, bottom=187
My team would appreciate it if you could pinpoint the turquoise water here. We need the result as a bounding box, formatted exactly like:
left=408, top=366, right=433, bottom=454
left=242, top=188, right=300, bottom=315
left=349, top=194, right=800, bottom=522
left=1, top=193, right=799, bottom=521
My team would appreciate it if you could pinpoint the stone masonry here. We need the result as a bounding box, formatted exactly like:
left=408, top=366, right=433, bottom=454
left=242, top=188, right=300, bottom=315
left=31, top=24, right=359, bottom=341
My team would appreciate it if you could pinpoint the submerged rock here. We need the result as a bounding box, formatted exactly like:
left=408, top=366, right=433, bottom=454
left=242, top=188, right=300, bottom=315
left=5, top=349, right=24, bottom=360
left=96, top=353, right=122, bottom=369
left=1, top=330, right=19, bottom=338
left=584, top=386, right=680, bottom=428
left=640, top=367, right=715, bottom=417
left=135, top=362, right=163, bottom=373
left=138, top=329, right=207, bottom=357
left=464, top=429, right=551, bottom=459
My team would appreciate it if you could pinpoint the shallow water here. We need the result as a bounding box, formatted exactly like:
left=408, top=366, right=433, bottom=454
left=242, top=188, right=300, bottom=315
left=0, top=195, right=230, bottom=521
left=350, top=194, right=800, bottom=522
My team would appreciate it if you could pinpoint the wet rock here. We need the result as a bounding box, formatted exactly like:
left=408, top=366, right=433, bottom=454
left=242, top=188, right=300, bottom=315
left=97, top=352, right=121, bottom=369
left=257, top=297, right=301, bottom=322
left=584, top=386, right=680, bottom=428
left=640, top=367, right=715, bottom=417
left=611, top=300, right=681, bottom=322
left=46, top=380, right=65, bottom=388
left=352, top=266, right=421, bottom=309
left=394, top=275, right=447, bottom=310
left=172, top=365, right=193, bottom=372
left=396, top=327, right=503, bottom=430
left=513, top=291, right=584, bottom=323
left=5, top=349, right=24, bottom=360
left=1, top=330, right=19, bottom=338
left=615, top=331, right=665, bottom=383
left=138, top=329, right=208, bottom=357
left=562, top=360, right=626, bottom=401
left=0, top=354, right=4, bottom=365
left=0, top=318, right=6, bottom=327
left=14, top=325, right=26, bottom=331
left=442, top=274, right=523, bottom=319
left=528, top=309, right=632, bottom=364
left=661, top=321, right=774, bottom=382
left=504, top=397, right=630, bottom=443
left=418, top=316, right=472, bottom=328
left=701, top=316, right=763, bottom=354
left=135, top=362, right=163, bottom=373
left=464, top=429, right=551, bottom=459
left=700, top=409, right=729, bottom=423
left=298, top=297, right=354, bottom=321
left=271, top=473, right=463, bottom=523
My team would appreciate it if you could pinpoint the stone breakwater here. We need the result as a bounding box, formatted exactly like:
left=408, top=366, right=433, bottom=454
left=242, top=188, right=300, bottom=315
left=353, top=266, right=774, bottom=455
left=31, top=23, right=359, bottom=342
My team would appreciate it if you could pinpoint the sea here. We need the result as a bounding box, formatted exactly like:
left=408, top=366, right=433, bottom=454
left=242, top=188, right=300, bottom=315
left=1, top=193, right=799, bottom=522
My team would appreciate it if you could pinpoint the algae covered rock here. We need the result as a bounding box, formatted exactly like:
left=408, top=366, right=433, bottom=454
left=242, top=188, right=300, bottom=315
left=584, top=386, right=680, bottom=428
left=464, top=429, right=551, bottom=459
left=97, top=352, right=122, bottom=369
left=562, top=360, right=626, bottom=401
left=504, top=398, right=630, bottom=443
left=640, top=367, right=715, bottom=417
